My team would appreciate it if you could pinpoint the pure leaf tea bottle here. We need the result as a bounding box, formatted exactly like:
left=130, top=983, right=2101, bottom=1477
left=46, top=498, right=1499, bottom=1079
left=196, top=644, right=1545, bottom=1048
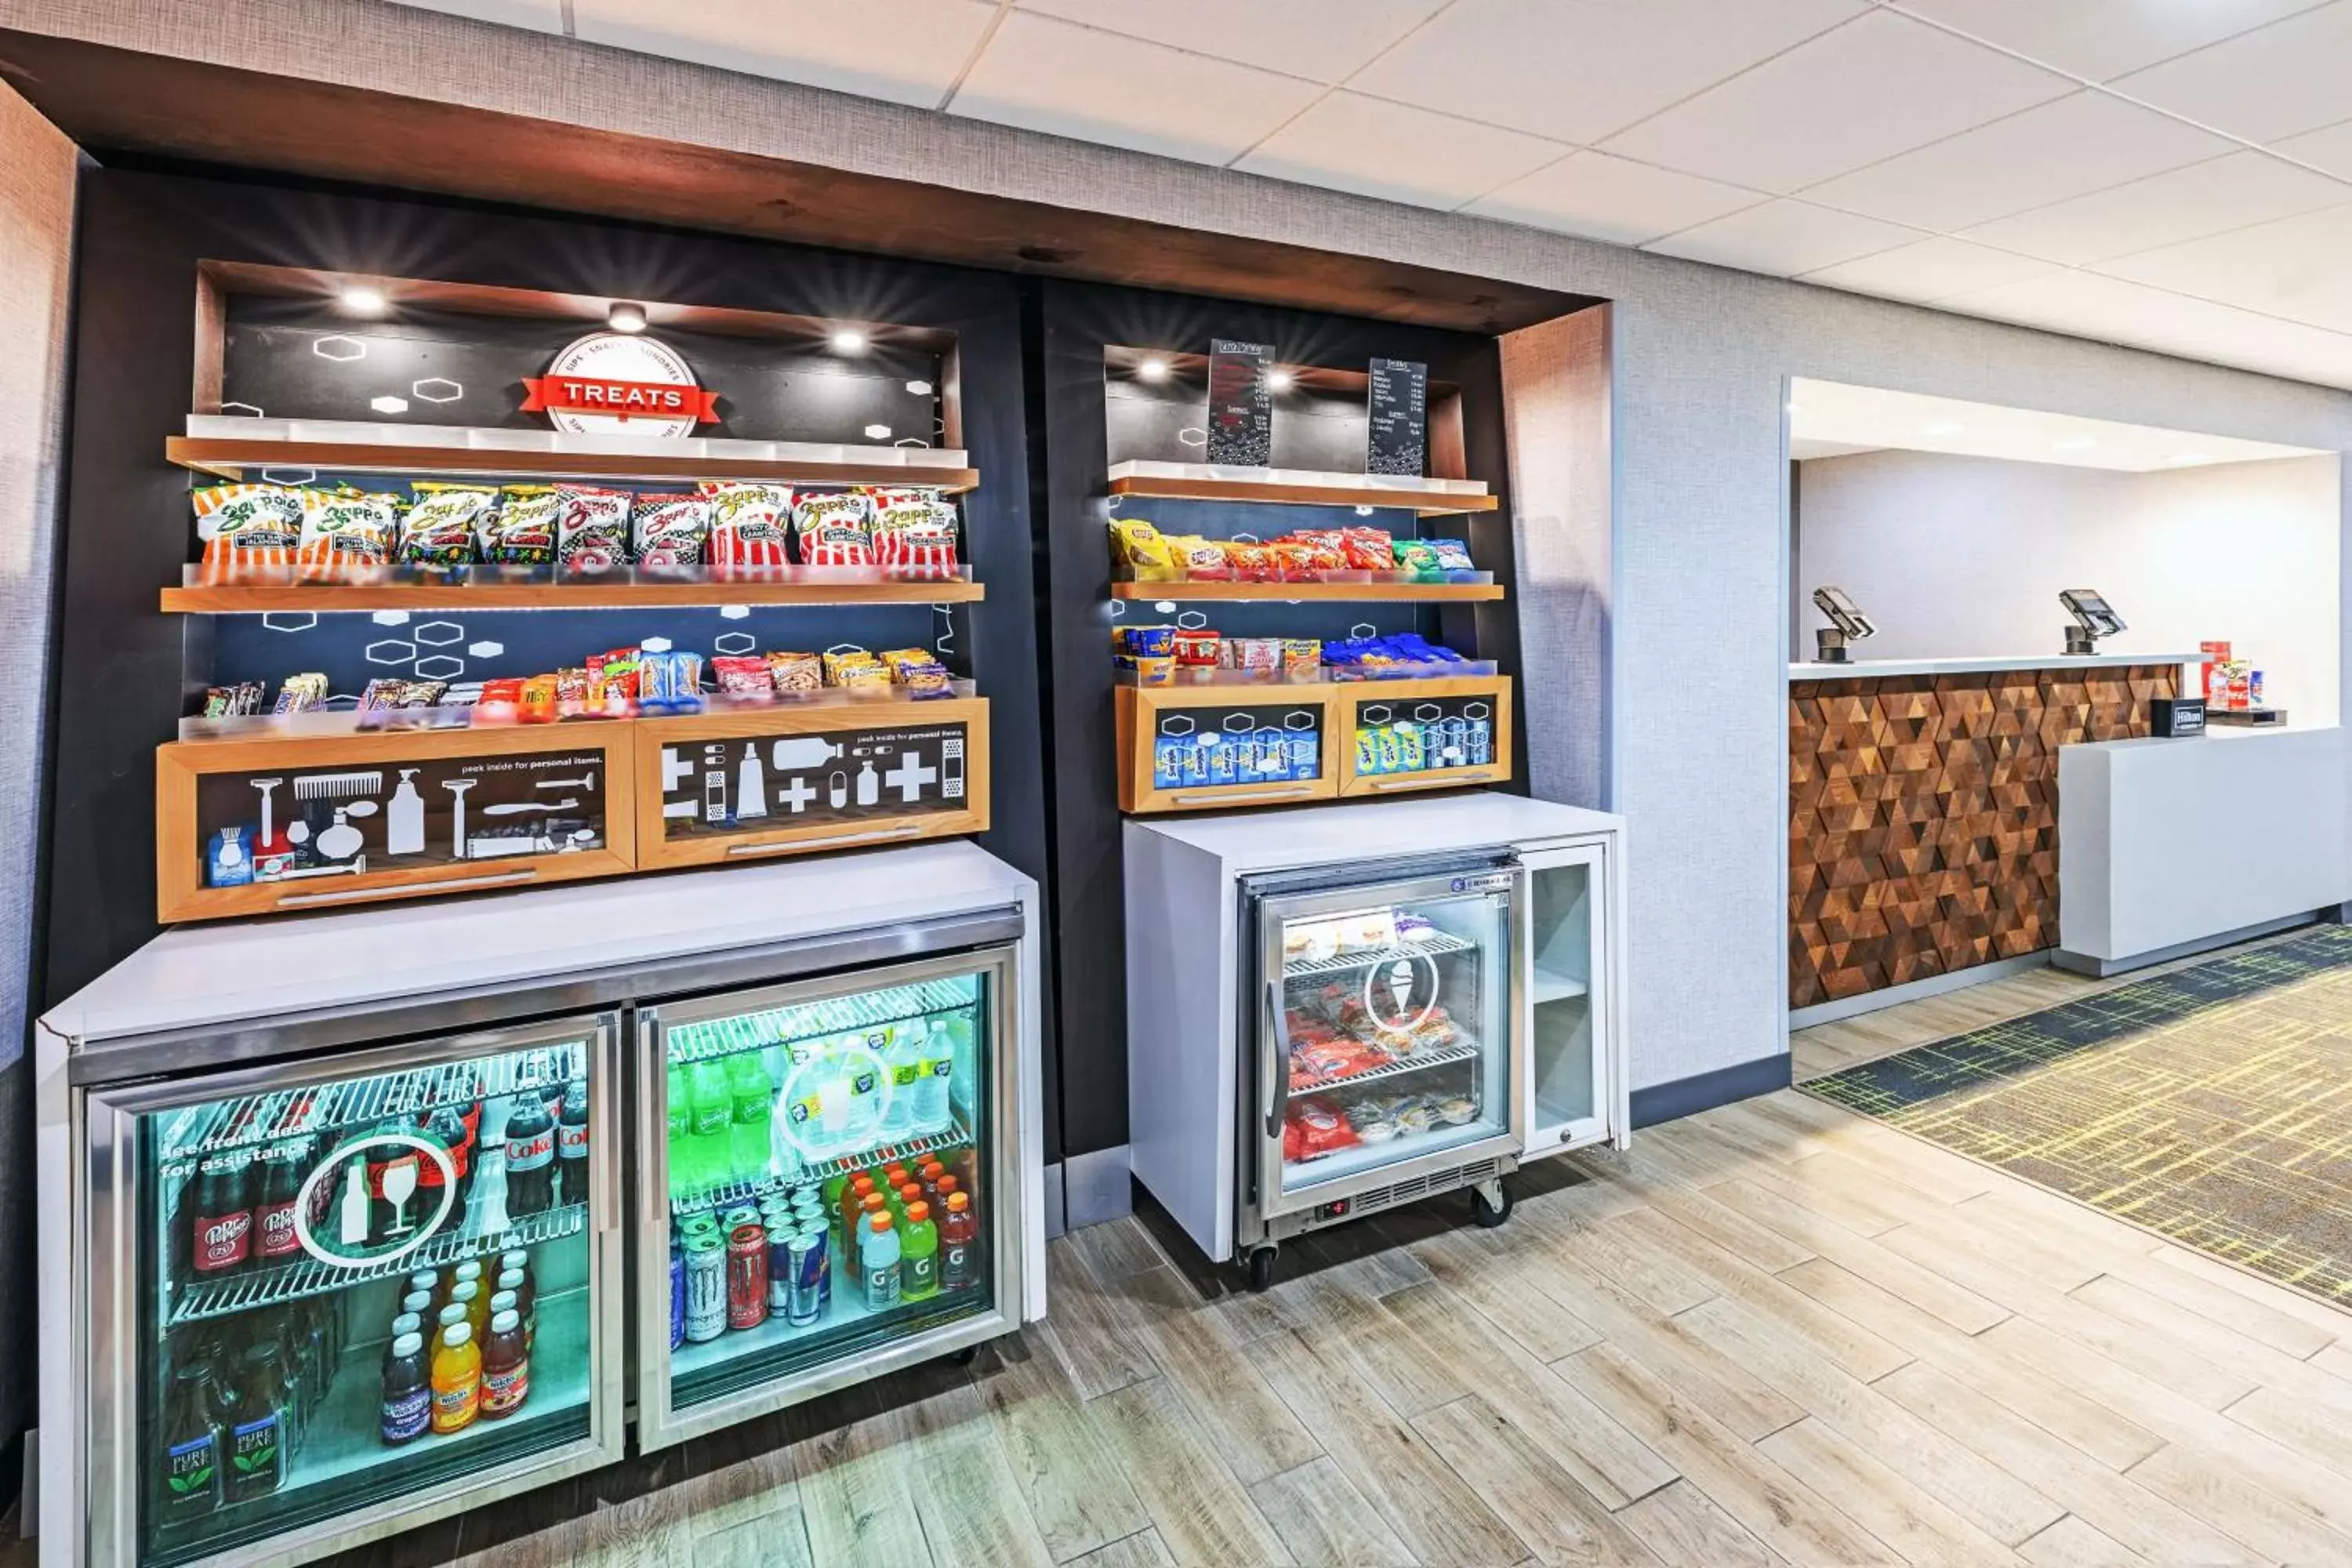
left=224, top=1341, right=289, bottom=1502
left=159, top=1359, right=223, bottom=1517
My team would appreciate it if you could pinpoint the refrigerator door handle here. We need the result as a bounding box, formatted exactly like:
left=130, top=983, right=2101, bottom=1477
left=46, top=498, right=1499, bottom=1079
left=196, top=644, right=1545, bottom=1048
left=1262, top=978, right=1289, bottom=1140
left=593, top=1014, right=622, bottom=1236
left=1509, top=863, right=1535, bottom=1151
left=635, top=1008, right=666, bottom=1229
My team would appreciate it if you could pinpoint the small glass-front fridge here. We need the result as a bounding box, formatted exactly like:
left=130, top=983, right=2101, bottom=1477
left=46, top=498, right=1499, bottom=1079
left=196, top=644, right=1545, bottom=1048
left=631, top=946, right=1022, bottom=1450
left=77, top=1017, right=624, bottom=1568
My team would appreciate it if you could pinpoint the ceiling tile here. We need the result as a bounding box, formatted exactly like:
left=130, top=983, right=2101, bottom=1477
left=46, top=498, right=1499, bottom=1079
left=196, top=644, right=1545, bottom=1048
left=2271, top=116, right=2352, bottom=180
left=1465, top=151, right=1762, bottom=245
left=951, top=11, right=1326, bottom=165
left=2093, top=201, right=2352, bottom=333
left=571, top=0, right=996, bottom=107
left=1345, top=0, right=1867, bottom=146
left=1889, top=0, right=2328, bottom=82
left=1235, top=93, right=1572, bottom=211
left=2110, top=1, right=2352, bottom=143
left=1801, top=91, right=2231, bottom=231
left=1949, top=268, right=2352, bottom=388
left=1800, top=236, right=2058, bottom=301
left=1961, top=150, right=2352, bottom=263
left=387, top=0, right=564, bottom=28
left=1600, top=9, right=2072, bottom=193
left=1644, top=198, right=1924, bottom=275
left=1012, top=0, right=1446, bottom=83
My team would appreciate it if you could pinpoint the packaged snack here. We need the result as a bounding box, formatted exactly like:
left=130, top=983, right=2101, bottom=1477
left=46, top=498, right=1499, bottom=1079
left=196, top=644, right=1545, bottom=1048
left=822, top=648, right=891, bottom=690
left=474, top=678, right=525, bottom=724
left=1426, top=539, right=1475, bottom=573
left=1221, top=542, right=1279, bottom=582
left=481, top=485, right=560, bottom=566
left=555, top=667, right=590, bottom=717
left=518, top=674, right=561, bottom=724
left=397, top=483, right=495, bottom=565
left=587, top=647, right=641, bottom=711
left=878, top=648, right=934, bottom=678
left=786, top=488, right=873, bottom=568
left=194, top=484, right=305, bottom=567
left=1116, top=655, right=1174, bottom=685
left=1286, top=1098, right=1359, bottom=1160
left=1108, top=518, right=1180, bottom=580
left=896, top=661, right=955, bottom=697
left=1394, top=913, right=1436, bottom=943
left=711, top=655, right=774, bottom=696
left=396, top=681, right=447, bottom=709
left=637, top=649, right=705, bottom=712
left=1338, top=526, right=1396, bottom=571
left=1279, top=533, right=1348, bottom=574
left=1281, top=638, right=1323, bottom=677
left=1163, top=535, right=1229, bottom=581
left=1391, top=539, right=1443, bottom=579
left=1116, top=626, right=1177, bottom=659
left=703, top=482, right=797, bottom=569
left=437, top=682, right=483, bottom=710
left=555, top=484, right=632, bottom=572
left=271, top=673, right=328, bottom=715
left=766, top=651, right=822, bottom=694
left=298, top=488, right=400, bottom=569
left=201, top=682, right=266, bottom=718
left=868, top=488, right=960, bottom=575
left=630, top=492, right=710, bottom=567
left=1229, top=637, right=1283, bottom=673
left=1172, top=630, right=1221, bottom=667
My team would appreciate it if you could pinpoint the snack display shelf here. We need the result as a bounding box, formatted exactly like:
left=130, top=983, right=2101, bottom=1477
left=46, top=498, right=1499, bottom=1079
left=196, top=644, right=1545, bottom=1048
left=169, top=1202, right=587, bottom=1325
left=154, top=1046, right=582, bottom=1169
left=1288, top=1037, right=1481, bottom=1096
left=660, top=979, right=978, bottom=1068
left=163, top=564, right=983, bottom=612
left=1113, top=665, right=1499, bottom=689
left=675, top=1121, right=971, bottom=1218
left=169, top=428, right=979, bottom=493
left=177, top=684, right=978, bottom=742
left=1110, top=578, right=1501, bottom=603
left=1105, top=459, right=1494, bottom=517
left=1283, top=930, right=1480, bottom=979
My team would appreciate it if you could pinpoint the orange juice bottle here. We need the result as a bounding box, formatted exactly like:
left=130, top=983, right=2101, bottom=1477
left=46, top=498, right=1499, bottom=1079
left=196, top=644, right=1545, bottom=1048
left=429, top=1322, right=481, bottom=1435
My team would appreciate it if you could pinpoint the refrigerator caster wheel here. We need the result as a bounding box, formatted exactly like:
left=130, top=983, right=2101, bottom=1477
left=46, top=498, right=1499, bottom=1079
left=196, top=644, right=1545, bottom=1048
left=949, top=1345, right=978, bottom=1368
left=1471, top=1181, right=1512, bottom=1228
left=1247, top=1247, right=1279, bottom=1292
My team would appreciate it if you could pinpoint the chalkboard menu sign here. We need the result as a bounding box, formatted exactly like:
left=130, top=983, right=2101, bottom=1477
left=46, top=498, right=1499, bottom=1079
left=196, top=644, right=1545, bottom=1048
left=1367, top=358, right=1428, bottom=477
left=1206, top=339, right=1274, bottom=466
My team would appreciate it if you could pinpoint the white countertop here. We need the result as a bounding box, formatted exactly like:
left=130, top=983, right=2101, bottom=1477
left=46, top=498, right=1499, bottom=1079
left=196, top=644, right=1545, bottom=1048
left=40, top=842, right=1033, bottom=1044
left=1128, top=792, right=1621, bottom=873
left=1790, top=652, right=2209, bottom=680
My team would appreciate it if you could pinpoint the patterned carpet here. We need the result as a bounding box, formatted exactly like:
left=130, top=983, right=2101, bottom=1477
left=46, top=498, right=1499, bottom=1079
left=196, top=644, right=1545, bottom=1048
left=1804, top=925, right=2352, bottom=1305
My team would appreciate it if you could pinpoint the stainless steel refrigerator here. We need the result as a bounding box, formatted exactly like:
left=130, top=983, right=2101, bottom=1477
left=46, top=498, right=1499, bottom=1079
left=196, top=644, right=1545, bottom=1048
left=36, top=846, right=1044, bottom=1568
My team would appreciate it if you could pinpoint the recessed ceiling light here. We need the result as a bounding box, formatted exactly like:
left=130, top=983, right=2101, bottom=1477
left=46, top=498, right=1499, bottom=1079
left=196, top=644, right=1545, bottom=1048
left=2165, top=452, right=2215, bottom=466
left=339, top=286, right=387, bottom=316
left=830, top=328, right=869, bottom=354
left=607, top=302, right=648, bottom=334
left=368, top=395, right=409, bottom=415
left=1138, top=358, right=1171, bottom=383
left=2053, top=436, right=2096, bottom=452
left=1267, top=370, right=1294, bottom=393
left=863, top=423, right=892, bottom=441
left=1921, top=421, right=1965, bottom=437
left=906, top=379, right=933, bottom=395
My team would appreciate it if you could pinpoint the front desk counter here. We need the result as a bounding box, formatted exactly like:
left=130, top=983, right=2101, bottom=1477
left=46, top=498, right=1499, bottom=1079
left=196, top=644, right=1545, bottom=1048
left=1788, top=651, right=2203, bottom=1022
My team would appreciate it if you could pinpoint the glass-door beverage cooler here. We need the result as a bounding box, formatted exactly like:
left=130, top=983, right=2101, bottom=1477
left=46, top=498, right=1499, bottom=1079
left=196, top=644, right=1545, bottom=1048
left=77, top=1018, right=624, bottom=1568
left=632, top=947, right=1022, bottom=1450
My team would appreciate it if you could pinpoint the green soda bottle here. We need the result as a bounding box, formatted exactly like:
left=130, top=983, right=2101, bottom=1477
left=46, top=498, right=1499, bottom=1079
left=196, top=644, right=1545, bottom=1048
left=900, top=1200, right=940, bottom=1301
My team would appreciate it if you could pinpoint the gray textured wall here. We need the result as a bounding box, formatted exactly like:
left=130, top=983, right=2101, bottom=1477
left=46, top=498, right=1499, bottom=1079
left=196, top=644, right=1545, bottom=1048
left=10, top=0, right=2352, bottom=1096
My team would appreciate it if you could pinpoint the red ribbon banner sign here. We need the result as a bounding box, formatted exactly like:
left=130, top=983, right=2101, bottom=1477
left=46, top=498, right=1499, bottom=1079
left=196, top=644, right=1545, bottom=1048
left=520, top=374, right=720, bottom=423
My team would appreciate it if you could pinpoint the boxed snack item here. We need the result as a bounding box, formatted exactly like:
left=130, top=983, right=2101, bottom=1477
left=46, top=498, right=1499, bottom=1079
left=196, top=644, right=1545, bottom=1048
left=1116, top=626, right=1177, bottom=659
left=1172, top=630, right=1221, bottom=666
left=705, top=482, right=796, bottom=568
left=396, top=482, right=495, bottom=565
left=766, top=650, right=822, bottom=694
left=480, top=485, right=560, bottom=566
left=869, top=488, right=960, bottom=575
left=1227, top=637, right=1283, bottom=673
left=822, top=647, right=891, bottom=690
left=554, top=484, right=632, bottom=572
left=296, top=488, right=400, bottom=569
left=630, top=492, right=710, bottom=566
left=1281, top=638, right=1323, bottom=677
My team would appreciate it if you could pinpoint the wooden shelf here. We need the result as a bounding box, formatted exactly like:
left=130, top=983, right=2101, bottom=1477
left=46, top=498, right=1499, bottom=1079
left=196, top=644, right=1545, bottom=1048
left=1105, top=471, right=1494, bottom=517
left=162, top=573, right=982, bottom=613
left=1111, top=579, right=1502, bottom=603
left=167, top=435, right=980, bottom=493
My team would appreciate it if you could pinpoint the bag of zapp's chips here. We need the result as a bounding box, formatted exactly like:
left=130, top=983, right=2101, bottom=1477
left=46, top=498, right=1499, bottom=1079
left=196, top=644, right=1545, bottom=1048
left=296, top=487, right=401, bottom=572
left=631, top=492, right=709, bottom=567
left=396, top=482, right=494, bottom=565
left=480, top=485, right=559, bottom=566
left=194, top=483, right=305, bottom=571
left=701, top=481, right=796, bottom=569
left=555, top=484, right=631, bottom=572
left=789, top=488, right=873, bottom=568
left=868, top=488, right=959, bottom=576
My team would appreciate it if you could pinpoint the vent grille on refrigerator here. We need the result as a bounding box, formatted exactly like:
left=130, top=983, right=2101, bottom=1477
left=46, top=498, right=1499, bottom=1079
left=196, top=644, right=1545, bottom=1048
left=664, top=978, right=980, bottom=1067
left=1337, top=1158, right=1501, bottom=1221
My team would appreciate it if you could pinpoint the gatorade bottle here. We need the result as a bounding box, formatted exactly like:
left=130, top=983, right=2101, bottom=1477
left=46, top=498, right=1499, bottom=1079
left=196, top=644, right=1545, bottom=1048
left=895, top=1182, right=923, bottom=1220
left=686, top=1059, right=732, bottom=1192
left=880, top=1027, right=924, bottom=1140
left=379, top=1332, right=430, bottom=1446
left=861, top=1211, right=902, bottom=1310
left=934, top=1174, right=960, bottom=1213
left=481, top=1308, right=530, bottom=1419
left=430, top=1323, right=481, bottom=1435
left=901, top=1200, right=940, bottom=1301
left=838, top=1175, right=876, bottom=1253
left=665, top=1064, right=692, bottom=1189
left=918, top=1160, right=947, bottom=1208
left=940, top=1190, right=980, bottom=1294
left=726, top=1054, right=774, bottom=1185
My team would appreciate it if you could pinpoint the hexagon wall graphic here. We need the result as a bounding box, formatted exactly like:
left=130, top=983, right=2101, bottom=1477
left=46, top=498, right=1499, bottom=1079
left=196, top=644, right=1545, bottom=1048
left=466, top=641, right=505, bottom=659
left=411, top=378, right=463, bottom=404
left=713, top=633, right=757, bottom=656
left=371, top=610, right=411, bottom=626
left=718, top=605, right=752, bottom=621
left=365, top=640, right=417, bottom=666
left=640, top=636, right=673, bottom=653
left=414, top=620, right=464, bottom=647
left=311, top=335, right=367, bottom=362
left=413, top=655, right=466, bottom=681
left=261, top=612, right=319, bottom=633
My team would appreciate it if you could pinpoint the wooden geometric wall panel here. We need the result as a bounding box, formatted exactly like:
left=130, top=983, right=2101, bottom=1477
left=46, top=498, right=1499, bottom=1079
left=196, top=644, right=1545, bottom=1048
left=1790, top=664, right=2180, bottom=1009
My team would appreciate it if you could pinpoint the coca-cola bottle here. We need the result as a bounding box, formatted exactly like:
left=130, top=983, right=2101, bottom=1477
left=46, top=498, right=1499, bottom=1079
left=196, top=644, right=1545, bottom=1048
left=251, top=1138, right=314, bottom=1268
left=502, top=1094, right=556, bottom=1219
left=555, top=1080, right=590, bottom=1208
left=415, top=1106, right=472, bottom=1232
left=190, top=1152, right=258, bottom=1279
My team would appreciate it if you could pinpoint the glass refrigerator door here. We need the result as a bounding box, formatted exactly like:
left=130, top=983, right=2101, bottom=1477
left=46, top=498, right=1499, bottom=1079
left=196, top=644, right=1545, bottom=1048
left=1256, top=871, right=1523, bottom=1216
left=82, top=1015, right=623, bottom=1568
left=634, top=946, right=1021, bottom=1451
left=1521, top=843, right=1614, bottom=1158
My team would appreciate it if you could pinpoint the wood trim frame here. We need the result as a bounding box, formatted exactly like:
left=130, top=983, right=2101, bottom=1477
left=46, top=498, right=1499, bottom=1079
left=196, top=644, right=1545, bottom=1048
left=631, top=698, right=990, bottom=869
left=1113, top=684, right=1339, bottom=814
left=155, top=724, right=637, bottom=922
left=1331, top=676, right=1515, bottom=798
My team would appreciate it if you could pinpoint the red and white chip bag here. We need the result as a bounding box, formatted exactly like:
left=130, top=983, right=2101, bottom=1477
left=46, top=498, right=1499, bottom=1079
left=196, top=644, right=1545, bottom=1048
left=869, top=487, right=960, bottom=578
left=701, top=481, right=794, bottom=570
left=791, top=488, right=874, bottom=568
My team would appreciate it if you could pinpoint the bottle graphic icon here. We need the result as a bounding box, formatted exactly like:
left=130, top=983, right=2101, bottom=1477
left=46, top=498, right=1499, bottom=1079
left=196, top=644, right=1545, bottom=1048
left=387, top=769, right=425, bottom=855
left=855, top=760, right=879, bottom=807
left=736, top=744, right=768, bottom=820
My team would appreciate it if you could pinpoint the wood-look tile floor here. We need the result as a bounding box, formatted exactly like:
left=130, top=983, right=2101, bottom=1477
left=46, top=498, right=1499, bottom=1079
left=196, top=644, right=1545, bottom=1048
left=307, top=1074, right=2352, bottom=1567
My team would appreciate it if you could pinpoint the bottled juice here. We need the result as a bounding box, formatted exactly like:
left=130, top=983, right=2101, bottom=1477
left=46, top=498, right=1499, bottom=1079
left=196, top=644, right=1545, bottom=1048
left=838, top=1176, right=876, bottom=1252
left=451, top=1280, right=487, bottom=1341
left=940, top=1190, right=980, bottom=1294
left=900, top=1200, right=939, bottom=1301
left=429, top=1323, right=481, bottom=1435
left=499, top=1266, right=535, bottom=1354
left=481, top=1308, right=530, bottom=1420
left=861, top=1211, right=902, bottom=1310
left=444, top=1259, right=482, bottom=1312
left=379, top=1332, right=429, bottom=1446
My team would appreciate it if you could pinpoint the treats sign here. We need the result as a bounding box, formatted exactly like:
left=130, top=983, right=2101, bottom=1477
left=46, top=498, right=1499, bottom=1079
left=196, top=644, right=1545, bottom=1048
left=522, top=333, right=717, bottom=437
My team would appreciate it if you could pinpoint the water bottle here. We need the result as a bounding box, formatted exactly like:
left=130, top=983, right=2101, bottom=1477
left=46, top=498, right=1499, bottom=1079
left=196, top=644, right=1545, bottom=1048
left=913, top=1021, right=954, bottom=1137
left=880, top=1027, right=924, bottom=1141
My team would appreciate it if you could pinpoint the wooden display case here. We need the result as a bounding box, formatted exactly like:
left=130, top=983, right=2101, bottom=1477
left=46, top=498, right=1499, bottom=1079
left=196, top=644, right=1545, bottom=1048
left=157, top=724, right=637, bottom=921
left=1331, top=675, right=1514, bottom=797
left=1113, top=683, right=1340, bottom=814
left=632, top=696, right=989, bottom=868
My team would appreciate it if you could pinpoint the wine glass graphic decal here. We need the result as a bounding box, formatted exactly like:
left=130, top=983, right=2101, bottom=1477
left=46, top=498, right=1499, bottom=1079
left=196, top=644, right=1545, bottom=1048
left=379, top=1148, right=421, bottom=1236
